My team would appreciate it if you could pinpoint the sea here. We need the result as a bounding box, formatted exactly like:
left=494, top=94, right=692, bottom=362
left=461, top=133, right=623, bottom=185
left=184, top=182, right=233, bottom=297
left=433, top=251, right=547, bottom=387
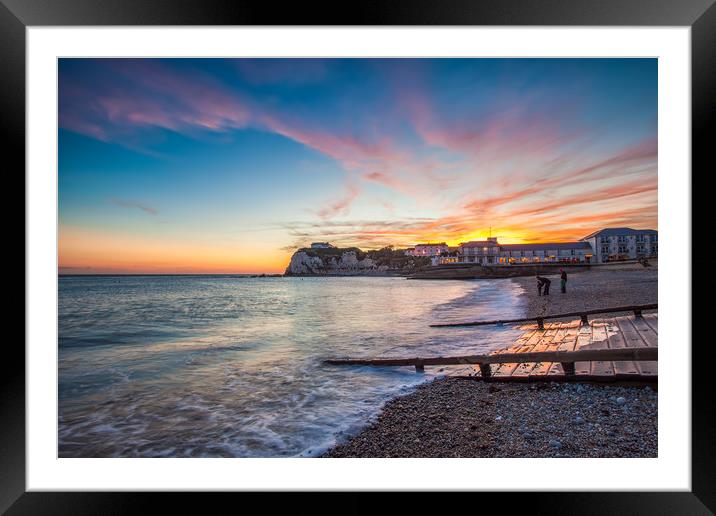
left=58, top=275, right=526, bottom=457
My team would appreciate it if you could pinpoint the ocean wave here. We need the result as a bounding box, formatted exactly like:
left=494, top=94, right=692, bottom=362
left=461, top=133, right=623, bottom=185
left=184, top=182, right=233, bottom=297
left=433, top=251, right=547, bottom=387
left=59, top=276, right=525, bottom=457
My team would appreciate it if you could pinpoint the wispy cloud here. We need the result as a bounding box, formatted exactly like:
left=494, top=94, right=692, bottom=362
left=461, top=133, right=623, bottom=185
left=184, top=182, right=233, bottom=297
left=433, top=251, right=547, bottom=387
left=110, top=197, right=158, bottom=215
left=316, top=184, right=361, bottom=219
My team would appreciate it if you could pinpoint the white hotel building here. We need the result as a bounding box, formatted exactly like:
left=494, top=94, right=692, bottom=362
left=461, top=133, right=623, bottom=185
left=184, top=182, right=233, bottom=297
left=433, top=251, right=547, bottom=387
left=579, top=228, right=658, bottom=263
left=455, top=237, right=593, bottom=265
left=428, top=227, right=657, bottom=266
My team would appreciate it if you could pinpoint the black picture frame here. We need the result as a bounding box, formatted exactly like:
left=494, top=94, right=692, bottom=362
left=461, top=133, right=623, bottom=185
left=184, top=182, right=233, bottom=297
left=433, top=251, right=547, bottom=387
left=5, top=0, right=711, bottom=512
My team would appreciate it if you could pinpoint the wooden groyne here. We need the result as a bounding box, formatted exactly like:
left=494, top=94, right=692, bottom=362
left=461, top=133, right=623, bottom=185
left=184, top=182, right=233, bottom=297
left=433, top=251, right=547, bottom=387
left=325, top=346, right=657, bottom=374
left=429, top=303, right=657, bottom=330
left=325, top=308, right=658, bottom=383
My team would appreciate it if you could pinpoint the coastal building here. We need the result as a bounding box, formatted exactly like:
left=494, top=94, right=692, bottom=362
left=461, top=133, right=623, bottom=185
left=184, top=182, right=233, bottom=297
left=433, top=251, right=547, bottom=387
left=405, top=242, right=449, bottom=257
left=452, top=237, right=592, bottom=265
left=427, top=227, right=658, bottom=266
left=457, top=238, right=501, bottom=264
left=498, top=242, right=593, bottom=264
left=310, top=242, right=335, bottom=249
left=580, top=228, right=658, bottom=263
left=430, top=247, right=460, bottom=265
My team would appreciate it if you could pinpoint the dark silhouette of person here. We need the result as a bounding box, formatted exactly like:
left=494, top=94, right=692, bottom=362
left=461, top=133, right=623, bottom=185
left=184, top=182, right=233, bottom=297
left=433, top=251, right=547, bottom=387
left=560, top=269, right=568, bottom=293
left=536, top=275, right=551, bottom=296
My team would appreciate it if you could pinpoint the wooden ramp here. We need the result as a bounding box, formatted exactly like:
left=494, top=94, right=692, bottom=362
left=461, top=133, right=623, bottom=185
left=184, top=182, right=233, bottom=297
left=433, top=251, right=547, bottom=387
left=325, top=313, right=658, bottom=384
left=472, top=314, right=657, bottom=382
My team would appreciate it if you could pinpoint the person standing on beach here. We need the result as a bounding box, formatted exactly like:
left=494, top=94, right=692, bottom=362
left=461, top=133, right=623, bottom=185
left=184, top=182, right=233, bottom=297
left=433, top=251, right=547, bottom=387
left=536, top=275, right=543, bottom=296
left=560, top=269, right=568, bottom=293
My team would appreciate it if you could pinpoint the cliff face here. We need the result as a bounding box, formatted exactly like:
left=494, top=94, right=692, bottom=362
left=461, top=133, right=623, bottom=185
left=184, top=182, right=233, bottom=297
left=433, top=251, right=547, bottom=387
left=285, top=249, right=387, bottom=276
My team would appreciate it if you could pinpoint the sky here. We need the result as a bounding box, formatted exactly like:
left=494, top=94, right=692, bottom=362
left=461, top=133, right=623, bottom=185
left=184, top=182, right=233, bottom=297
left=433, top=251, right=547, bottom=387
left=58, top=58, right=657, bottom=274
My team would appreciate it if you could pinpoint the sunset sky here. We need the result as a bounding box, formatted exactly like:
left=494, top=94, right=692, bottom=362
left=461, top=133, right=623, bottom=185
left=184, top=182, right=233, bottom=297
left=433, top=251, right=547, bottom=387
left=59, top=58, right=657, bottom=274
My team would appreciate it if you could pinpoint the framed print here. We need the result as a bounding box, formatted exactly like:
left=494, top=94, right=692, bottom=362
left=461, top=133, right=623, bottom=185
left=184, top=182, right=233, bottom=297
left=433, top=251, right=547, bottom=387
left=6, top=0, right=713, bottom=511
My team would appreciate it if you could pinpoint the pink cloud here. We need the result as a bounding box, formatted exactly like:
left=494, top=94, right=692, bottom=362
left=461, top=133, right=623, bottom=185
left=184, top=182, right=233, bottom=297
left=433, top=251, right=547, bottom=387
left=60, top=60, right=657, bottom=244
left=316, top=184, right=361, bottom=219
left=61, top=61, right=413, bottom=185
left=259, top=114, right=407, bottom=173
left=362, top=171, right=407, bottom=190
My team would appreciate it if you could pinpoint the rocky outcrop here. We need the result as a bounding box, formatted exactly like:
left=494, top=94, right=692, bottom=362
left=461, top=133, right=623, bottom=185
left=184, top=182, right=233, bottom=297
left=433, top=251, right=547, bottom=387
left=284, top=249, right=388, bottom=276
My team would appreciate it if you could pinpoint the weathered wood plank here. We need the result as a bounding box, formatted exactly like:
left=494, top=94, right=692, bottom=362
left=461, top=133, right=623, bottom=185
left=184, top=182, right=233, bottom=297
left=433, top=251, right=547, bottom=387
left=472, top=328, right=536, bottom=377
left=616, top=316, right=658, bottom=376
left=574, top=322, right=594, bottom=376
left=625, top=315, right=658, bottom=347
left=642, top=313, right=658, bottom=332
left=604, top=317, right=640, bottom=378
left=491, top=328, right=543, bottom=378
left=588, top=320, right=616, bottom=378
left=530, top=322, right=567, bottom=379
left=512, top=323, right=560, bottom=378
left=547, top=322, right=581, bottom=376
left=324, top=345, right=658, bottom=367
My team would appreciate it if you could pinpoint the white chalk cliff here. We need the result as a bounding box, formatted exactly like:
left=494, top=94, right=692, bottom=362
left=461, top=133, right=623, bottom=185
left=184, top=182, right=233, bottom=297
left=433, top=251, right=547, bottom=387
left=285, top=250, right=387, bottom=275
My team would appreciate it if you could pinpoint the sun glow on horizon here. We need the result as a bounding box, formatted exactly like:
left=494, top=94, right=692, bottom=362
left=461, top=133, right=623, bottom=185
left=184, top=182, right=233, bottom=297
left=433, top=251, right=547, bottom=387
left=59, top=225, right=290, bottom=274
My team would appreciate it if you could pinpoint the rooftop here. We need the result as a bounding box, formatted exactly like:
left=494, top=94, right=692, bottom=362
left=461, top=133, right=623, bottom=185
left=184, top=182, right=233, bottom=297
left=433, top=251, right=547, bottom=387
left=460, top=240, right=500, bottom=247
left=581, top=227, right=657, bottom=240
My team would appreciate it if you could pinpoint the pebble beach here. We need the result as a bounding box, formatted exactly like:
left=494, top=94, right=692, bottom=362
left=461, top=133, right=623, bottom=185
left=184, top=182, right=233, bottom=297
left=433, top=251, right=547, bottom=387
left=514, top=261, right=658, bottom=319
left=324, top=379, right=657, bottom=458
left=323, top=262, right=658, bottom=458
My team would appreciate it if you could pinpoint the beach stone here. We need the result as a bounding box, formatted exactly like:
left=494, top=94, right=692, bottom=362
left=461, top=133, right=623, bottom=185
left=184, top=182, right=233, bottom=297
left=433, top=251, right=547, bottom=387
left=616, top=397, right=627, bottom=405
left=323, top=372, right=657, bottom=459
left=573, top=416, right=585, bottom=425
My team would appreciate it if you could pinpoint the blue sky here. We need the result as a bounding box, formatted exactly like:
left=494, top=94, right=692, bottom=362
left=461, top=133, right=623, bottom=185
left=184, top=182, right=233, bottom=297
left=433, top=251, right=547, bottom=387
left=58, top=58, right=657, bottom=273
